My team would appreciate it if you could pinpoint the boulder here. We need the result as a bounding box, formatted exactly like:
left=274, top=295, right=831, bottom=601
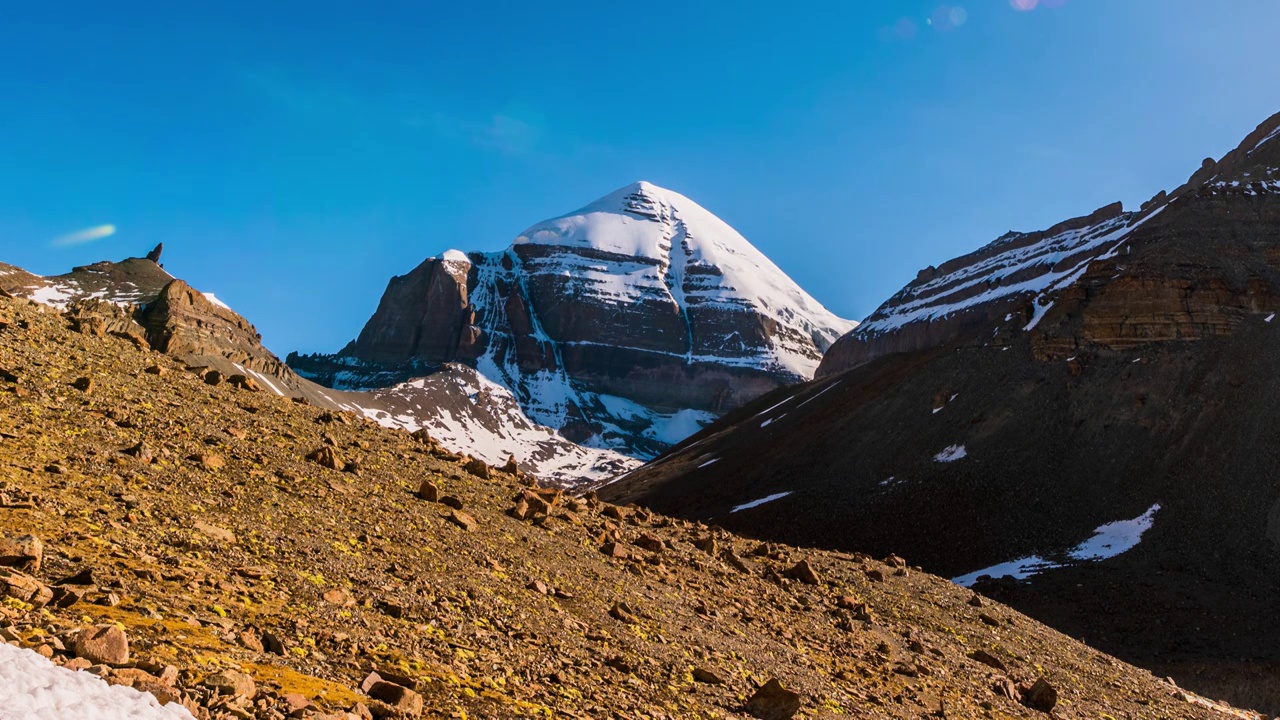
left=744, top=678, right=801, bottom=720
left=74, top=625, right=130, bottom=666
left=0, top=534, right=43, bottom=572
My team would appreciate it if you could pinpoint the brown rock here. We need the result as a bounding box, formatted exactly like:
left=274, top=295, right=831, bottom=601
left=203, top=669, right=256, bottom=699
left=323, top=588, right=354, bottom=606
left=360, top=671, right=384, bottom=693
left=744, top=678, right=802, bottom=720
left=0, top=534, right=43, bottom=572
left=203, top=369, right=223, bottom=386
left=194, top=520, right=236, bottom=544
left=0, top=568, right=53, bottom=607
left=143, top=364, right=166, bottom=376
left=970, top=648, right=1008, bottom=672
left=75, top=625, right=129, bottom=666
left=501, top=455, right=521, bottom=476
left=306, top=446, right=343, bottom=471
left=463, top=456, right=490, bottom=479
left=527, top=579, right=549, bottom=595
left=508, top=497, right=532, bottom=520
left=447, top=509, right=476, bottom=532
left=192, top=452, right=225, bottom=470
left=415, top=481, right=438, bottom=502
left=599, top=542, right=629, bottom=560
left=367, top=681, right=423, bottom=718
left=786, top=559, right=821, bottom=585
left=609, top=602, right=640, bottom=624
left=282, top=693, right=312, bottom=715
left=134, top=679, right=182, bottom=706
left=238, top=629, right=265, bottom=653
left=633, top=534, right=664, bottom=553
left=692, top=667, right=725, bottom=684
left=122, top=441, right=154, bottom=463
left=439, top=495, right=464, bottom=510
left=883, top=554, right=907, bottom=568
left=226, top=373, right=261, bottom=392
left=692, top=536, right=717, bottom=554
left=1021, top=678, right=1058, bottom=712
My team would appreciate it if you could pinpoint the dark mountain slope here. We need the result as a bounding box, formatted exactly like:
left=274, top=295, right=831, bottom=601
left=601, top=110, right=1280, bottom=713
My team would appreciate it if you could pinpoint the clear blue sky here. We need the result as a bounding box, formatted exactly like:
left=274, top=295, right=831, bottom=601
left=2, top=1, right=1277, bottom=354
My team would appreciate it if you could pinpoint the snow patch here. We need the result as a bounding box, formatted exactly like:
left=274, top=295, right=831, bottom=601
left=1024, top=300, right=1054, bottom=331
left=697, top=457, right=720, bottom=469
left=434, top=249, right=471, bottom=263
left=201, top=292, right=232, bottom=311
left=952, top=503, right=1161, bottom=587
left=730, top=491, right=793, bottom=514
left=934, top=445, right=967, bottom=463
left=0, top=642, right=194, bottom=719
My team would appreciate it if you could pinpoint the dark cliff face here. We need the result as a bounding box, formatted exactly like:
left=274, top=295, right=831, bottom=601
left=349, top=257, right=474, bottom=365
left=297, top=182, right=855, bottom=457
left=601, top=111, right=1280, bottom=714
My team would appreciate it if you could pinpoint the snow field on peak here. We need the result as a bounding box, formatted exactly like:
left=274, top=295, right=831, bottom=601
left=511, top=181, right=855, bottom=378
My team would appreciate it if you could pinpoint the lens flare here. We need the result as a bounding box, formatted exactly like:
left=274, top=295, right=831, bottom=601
left=1010, top=0, right=1038, bottom=10
left=51, top=224, right=117, bottom=247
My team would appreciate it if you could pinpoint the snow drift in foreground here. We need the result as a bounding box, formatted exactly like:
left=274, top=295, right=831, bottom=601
left=0, top=642, right=193, bottom=720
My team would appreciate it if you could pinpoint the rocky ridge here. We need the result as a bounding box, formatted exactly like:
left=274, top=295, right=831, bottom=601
left=2, top=253, right=633, bottom=485
left=0, top=290, right=1239, bottom=719
left=819, top=110, right=1280, bottom=376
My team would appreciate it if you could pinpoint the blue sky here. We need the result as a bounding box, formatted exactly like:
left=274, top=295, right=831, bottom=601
left=2, top=1, right=1277, bottom=353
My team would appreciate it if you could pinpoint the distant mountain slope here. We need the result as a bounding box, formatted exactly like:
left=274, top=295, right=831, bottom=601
left=293, top=181, right=855, bottom=458
left=2, top=252, right=633, bottom=484
left=601, top=110, right=1280, bottom=714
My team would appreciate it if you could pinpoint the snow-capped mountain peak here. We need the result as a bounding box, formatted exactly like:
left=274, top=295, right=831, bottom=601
left=298, top=181, right=856, bottom=470
left=513, top=180, right=856, bottom=377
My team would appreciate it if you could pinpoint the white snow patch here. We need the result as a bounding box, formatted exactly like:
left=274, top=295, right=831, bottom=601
left=697, top=457, right=720, bottom=469
left=1068, top=503, right=1161, bottom=561
left=201, top=292, right=232, bottom=311
left=1024, top=300, right=1054, bottom=331
left=951, top=503, right=1161, bottom=587
left=1266, top=313, right=1275, bottom=323
left=26, top=284, right=77, bottom=309
left=0, top=642, right=194, bottom=719
left=434, top=249, right=471, bottom=264
left=934, top=445, right=967, bottom=463
left=730, top=491, right=793, bottom=514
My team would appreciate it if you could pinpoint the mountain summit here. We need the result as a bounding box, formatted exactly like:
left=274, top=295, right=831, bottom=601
left=293, top=181, right=854, bottom=460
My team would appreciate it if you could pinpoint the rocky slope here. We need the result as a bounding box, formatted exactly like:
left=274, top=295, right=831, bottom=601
left=294, top=181, right=855, bottom=458
left=2, top=253, right=633, bottom=485
left=601, top=111, right=1280, bottom=715
left=0, top=289, right=1244, bottom=719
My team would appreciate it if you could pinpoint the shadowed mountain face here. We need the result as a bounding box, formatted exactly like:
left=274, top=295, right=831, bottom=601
left=291, top=182, right=855, bottom=459
left=601, top=111, right=1280, bottom=714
